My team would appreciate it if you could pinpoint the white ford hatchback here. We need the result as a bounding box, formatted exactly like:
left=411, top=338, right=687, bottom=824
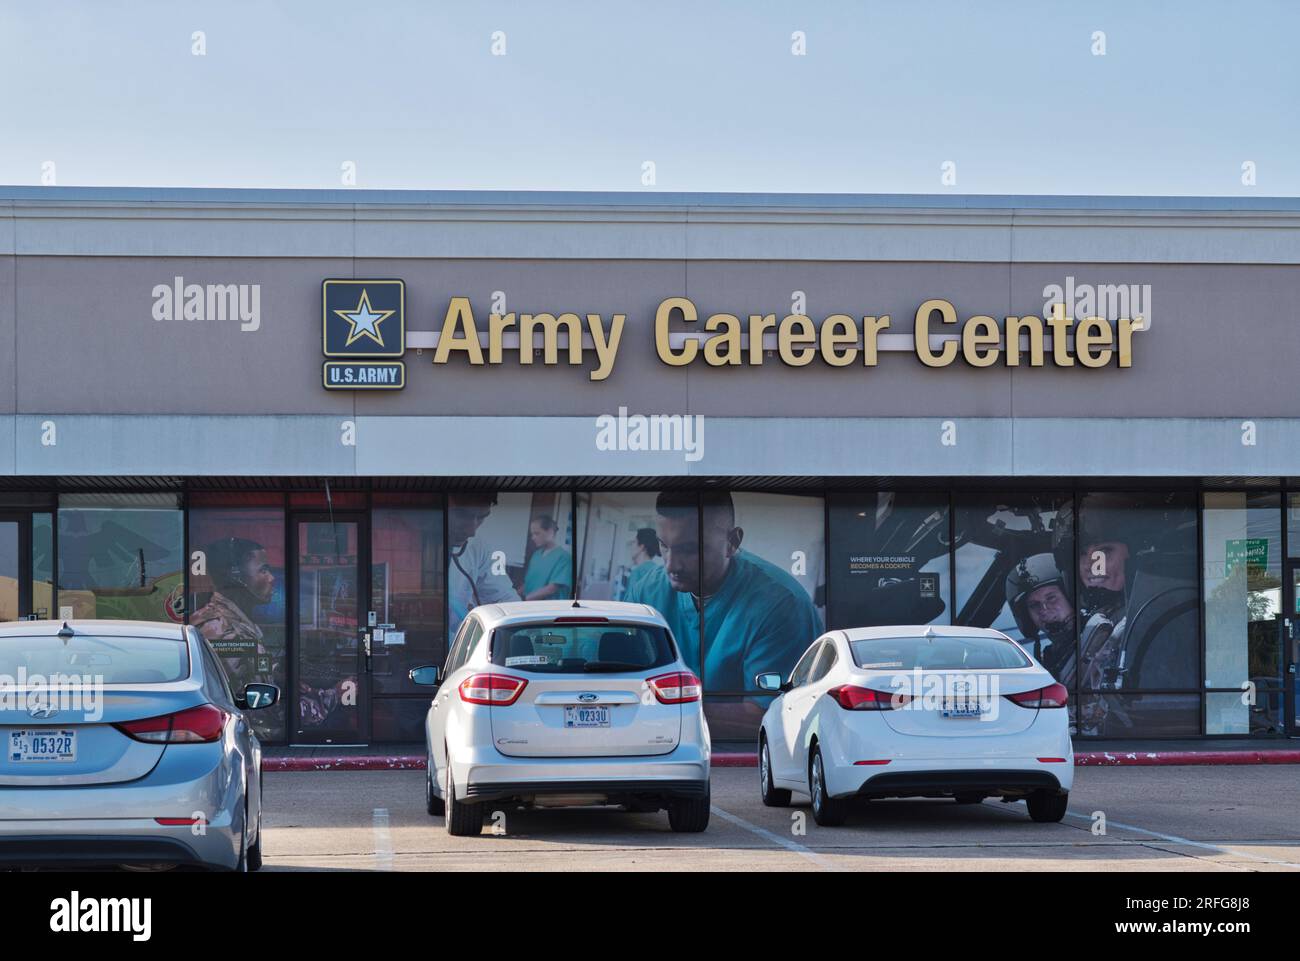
left=411, top=600, right=711, bottom=836
left=757, top=625, right=1073, bottom=826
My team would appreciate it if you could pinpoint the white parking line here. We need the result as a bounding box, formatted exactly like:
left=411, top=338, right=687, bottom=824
left=373, top=807, right=394, bottom=872
left=1061, top=810, right=1300, bottom=870
left=709, top=804, right=834, bottom=871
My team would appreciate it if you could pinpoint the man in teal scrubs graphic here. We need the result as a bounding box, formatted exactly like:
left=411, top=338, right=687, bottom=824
left=624, top=491, right=823, bottom=691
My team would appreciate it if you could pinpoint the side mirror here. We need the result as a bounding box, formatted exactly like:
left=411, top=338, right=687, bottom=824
left=755, top=673, right=784, bottom=693
left=409, top=665, right=441, bottom=687
left=238, top=682, right=280, bottom=711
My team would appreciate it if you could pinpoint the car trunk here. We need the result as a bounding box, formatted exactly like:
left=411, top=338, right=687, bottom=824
left=490, top=674, right=681, bottom=758
left=869, top=670, right=1048, bottom=739
left=0, top=688, right=188, bottom=789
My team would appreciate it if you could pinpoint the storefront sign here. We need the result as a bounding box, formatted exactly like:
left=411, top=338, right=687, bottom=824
left=321, top=285, right=1140, bottom=389
left=321, top=279, right=406, bottom=390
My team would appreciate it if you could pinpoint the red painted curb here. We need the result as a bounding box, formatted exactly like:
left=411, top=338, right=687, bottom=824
left=1074, top=749, right=1300, bottom=766
left=261, top=749, right=1300, bottom=772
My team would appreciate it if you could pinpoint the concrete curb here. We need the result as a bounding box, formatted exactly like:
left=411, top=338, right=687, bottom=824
left=261, top=749, right=1300, bottom=772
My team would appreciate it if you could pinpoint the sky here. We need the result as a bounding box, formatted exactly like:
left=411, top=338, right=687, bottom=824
left=2, top=0, right=1296, bottom=195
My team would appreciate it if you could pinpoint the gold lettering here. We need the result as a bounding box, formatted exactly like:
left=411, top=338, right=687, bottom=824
left=820, top=314, right=859, bottom=366
left=656, top=297, right=697, bottom=366
left=915, top=299, right=959, bottom=367
left=962, top=315, right=1000, bottom=367
left=778, top=314, right=817, bottom=366
left=434, top=297, right=484, bottom=365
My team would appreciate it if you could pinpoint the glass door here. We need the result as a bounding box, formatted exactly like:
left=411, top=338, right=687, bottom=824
left=292, top=513, right=369, bottom=744
left=0, top=516, right=25, bottom=621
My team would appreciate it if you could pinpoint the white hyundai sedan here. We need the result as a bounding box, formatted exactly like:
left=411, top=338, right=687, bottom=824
left=756, top=625, right=1073, bottom=826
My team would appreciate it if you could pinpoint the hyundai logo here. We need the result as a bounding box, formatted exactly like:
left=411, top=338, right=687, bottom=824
left=577, top=693, right=598, bottom=702
left=27, top=703, right=58, bottom=720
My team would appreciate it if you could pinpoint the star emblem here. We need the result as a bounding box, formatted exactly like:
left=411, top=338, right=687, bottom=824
left=334, top=289, right=395, bottom=348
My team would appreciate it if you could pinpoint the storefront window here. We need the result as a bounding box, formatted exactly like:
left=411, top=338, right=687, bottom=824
left=57, top=494, right=184, bottom=623
left=188, top=505, right=288, bottom=743
left=576, top=490, right=696, bottom=669
left=1073, top=491, right=1199, bottom=736
left=1076, top=693, right=1200, bottom=737
left=1202, top=492, right=1282, bottom=735
left=701, top=492, right=825, bottom=693
left=447, top=492, right=572, bottom=641
left=370, top=507, right=445, bottom=741
left=826, top=492, right=950, bottom=630
left=954, top=493, right=1073, bottom=685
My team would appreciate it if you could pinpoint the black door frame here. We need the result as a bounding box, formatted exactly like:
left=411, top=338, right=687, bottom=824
left=289, top=511, right=371, bottom=745
left=1283, top=560, right=1300, bottom=737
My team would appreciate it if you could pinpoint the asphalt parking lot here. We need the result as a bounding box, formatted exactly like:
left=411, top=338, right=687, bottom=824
left=260, top=765, right=1300, bottom=872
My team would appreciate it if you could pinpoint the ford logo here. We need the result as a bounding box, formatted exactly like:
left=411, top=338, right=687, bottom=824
left=577, top=693, right=598, bottom=702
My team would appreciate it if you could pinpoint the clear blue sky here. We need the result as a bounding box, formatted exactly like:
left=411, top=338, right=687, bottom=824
left=2, top=0, right=1294, bottom=195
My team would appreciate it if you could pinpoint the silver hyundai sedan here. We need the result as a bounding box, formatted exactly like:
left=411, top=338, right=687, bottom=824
left=411, top=600, right=712, bottom=836
left=0, top=619, right=278, bottom=871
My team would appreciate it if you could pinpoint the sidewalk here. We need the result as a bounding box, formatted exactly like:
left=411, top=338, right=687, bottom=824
left=261, top=737, right=1300, bottom=771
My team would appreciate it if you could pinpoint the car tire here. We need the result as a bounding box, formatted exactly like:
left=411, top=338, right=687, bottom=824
left=425, top=760, right=445, bottom=817
left=246, top=812, right=264, bottom=872
left=1026, top=789, right=1069, bottom=823
left=667, top=787, right=711, bottom=833
left=444, top=756, right=483, bottom=837
left=759, top=738, right=791, bottom=807
left=809, top=746, right=847, bottom=827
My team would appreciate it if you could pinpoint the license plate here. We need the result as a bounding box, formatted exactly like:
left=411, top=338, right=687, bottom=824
left=564, top=705, right=611, bottom=728
left=9, top=729, right=77, bottom=762
left=940, top=701, right=985, bottom=718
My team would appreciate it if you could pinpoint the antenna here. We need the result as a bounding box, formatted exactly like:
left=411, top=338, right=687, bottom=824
left=58, top=622, right=75, bottom=640
left=571, top=598, right=581, bottom=608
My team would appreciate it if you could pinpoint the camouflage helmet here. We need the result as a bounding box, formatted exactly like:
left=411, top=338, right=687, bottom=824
left=1006, top=553, right=1071, bottom=641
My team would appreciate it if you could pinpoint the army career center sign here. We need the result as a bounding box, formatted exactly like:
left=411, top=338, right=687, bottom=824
left=321, top=281, right=1143, bottom=390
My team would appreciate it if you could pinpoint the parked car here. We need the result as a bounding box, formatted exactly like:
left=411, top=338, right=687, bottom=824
left=756, top=625, right=1073, bottom=826
left=411, top=600, right=711, bottom=835
left=0, top=619, right=279, bottom=870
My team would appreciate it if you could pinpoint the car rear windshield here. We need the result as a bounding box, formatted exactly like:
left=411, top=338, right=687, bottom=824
left=491, top=623, right=676, bottom=674
left=0, top=634, right=190, bottom=684
left=849, top=635, right=1031, bottom=671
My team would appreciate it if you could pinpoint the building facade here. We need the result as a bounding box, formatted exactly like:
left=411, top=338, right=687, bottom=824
left=1, top=187, right=1298, bottom=744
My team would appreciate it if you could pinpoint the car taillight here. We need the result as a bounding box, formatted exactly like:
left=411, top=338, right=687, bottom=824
left=647, top=672, right=702, bottom=704
left=1006, top=683, right=1069, bottom=709
left=459, top=673, right=527, bottom=706
left=115, top=704, right=229, bottom=743
left=827, top=685, right=908, bottom=711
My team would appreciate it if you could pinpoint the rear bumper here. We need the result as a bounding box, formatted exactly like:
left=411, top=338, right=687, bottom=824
left=463, top=778, right=708, bottom=803
left=855, top=767, right=1066, bottom=799
left=0, top=818, right=241, bottom=870
left=450, top=741, right=710, bottom=804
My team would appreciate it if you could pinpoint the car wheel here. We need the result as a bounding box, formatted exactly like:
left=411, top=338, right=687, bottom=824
left=1026, top=789, right=1069, bottom=823
left=444, top=751, right=483, bottom=837
left=425, top=759, right=445, bottom=817
left=759, top=738, right=791, bottom=807
left=666, top=786, right=711, bottom=833
left=246, top=811, right=264, bottom=872
left=809, top=746, right=847, bottom=826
